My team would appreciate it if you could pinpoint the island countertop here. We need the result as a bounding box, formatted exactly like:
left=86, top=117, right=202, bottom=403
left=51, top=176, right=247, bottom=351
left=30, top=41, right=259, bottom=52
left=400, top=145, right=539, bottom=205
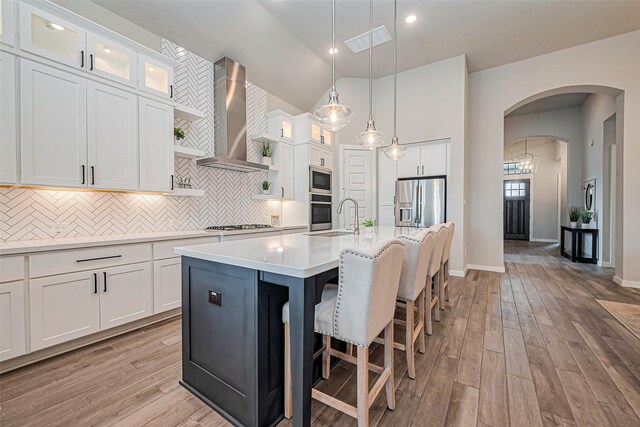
left=174, top=226, right=415, bottom=278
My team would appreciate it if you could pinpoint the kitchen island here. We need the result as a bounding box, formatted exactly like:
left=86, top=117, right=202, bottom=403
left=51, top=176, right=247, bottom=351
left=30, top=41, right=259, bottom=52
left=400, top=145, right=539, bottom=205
left=175, top=227, right=409, bottom=427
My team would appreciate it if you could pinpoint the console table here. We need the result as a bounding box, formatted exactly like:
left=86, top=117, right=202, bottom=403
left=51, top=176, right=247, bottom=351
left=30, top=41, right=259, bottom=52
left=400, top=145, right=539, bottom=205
left=560, top=226, right=598, bottom=264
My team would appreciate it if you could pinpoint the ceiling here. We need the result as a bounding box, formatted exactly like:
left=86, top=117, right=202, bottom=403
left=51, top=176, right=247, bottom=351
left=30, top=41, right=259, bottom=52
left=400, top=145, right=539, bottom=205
left=508, top=93, right=592, bottom=116
left=91, top=0, right=640, bottom=110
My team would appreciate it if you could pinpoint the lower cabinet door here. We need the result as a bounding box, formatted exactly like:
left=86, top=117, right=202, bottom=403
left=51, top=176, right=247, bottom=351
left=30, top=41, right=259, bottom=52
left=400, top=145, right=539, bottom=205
left=100, top=262, right=152, bottom=330
left=0, top=281, right=26, bottom=361
left=153, top=257, right=181, bottom=314
left=30, top=271, right=100, bottom=351
left=380, top=205, right=396, bottom=227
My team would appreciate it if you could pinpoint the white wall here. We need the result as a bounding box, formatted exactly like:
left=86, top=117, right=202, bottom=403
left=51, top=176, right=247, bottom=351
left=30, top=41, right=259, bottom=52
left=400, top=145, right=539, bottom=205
left=468, top=30, right=640, bottom=284
left=267, top=93, right=303, bottom=116
left=504, top=139, right=564, bottom=241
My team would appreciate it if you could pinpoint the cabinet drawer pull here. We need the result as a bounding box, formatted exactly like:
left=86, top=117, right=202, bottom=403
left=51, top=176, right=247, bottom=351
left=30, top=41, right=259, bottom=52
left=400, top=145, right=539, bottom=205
left=89, top=54, right=94, bottom=71
left=80, top=51, right=84, bottom=68
left=93, top=273, right=97, bottom=294
left=91, top=166, right=95, bottom=185
left=81, top=165, right=85, bottom=184
left=281, top=187, right=284, bottom=198
left=76, top=255, right=122, bottom=263
left=103, top=272, right=107, bottom=292
left=170, top=85, right=173, bottom=98
left=171, top=174, right=174, bottom=190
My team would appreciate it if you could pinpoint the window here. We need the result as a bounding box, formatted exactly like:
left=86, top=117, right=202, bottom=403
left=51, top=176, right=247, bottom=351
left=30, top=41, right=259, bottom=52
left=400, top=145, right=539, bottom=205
left=504, top=181, right=526, bottom=197
left=503, top=161, right=531, bottom=175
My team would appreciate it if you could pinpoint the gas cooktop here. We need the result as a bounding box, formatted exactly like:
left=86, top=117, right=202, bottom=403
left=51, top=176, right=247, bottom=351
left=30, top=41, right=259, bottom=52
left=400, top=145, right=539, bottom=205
left=205, top=224, right=274, bottom=231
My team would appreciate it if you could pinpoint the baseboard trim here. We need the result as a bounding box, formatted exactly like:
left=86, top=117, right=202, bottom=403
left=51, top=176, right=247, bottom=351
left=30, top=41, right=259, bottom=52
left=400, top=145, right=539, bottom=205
left=467, top=264, right=506, bottom=273
left=450, top=268, right=467, bottom=277
left=531, top=238, right=559, bottom=243
left=614, top=275, right=640, bottom=289
left=600, top=261, right=614, bottom=268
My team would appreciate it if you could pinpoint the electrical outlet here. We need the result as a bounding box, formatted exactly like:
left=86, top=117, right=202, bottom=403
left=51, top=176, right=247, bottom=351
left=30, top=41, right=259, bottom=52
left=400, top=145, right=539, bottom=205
left=50, top=223, right=69, bottom=233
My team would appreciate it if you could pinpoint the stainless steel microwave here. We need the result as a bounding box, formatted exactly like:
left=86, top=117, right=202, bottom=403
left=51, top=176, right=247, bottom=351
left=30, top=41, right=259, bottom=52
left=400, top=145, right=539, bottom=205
left=309, top=166, right=332, bottom=195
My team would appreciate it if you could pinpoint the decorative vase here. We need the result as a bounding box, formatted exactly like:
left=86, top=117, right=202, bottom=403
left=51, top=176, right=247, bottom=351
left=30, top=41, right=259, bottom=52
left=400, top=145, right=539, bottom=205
left=262, top=157, right=272, bottom=166
left=570, top=221, right=578, bottom=228
left=262, top=189, right=270, bottom=195
left=364, top=227, right=374, bottom=236
left=581, top=222, right=590, bottom=229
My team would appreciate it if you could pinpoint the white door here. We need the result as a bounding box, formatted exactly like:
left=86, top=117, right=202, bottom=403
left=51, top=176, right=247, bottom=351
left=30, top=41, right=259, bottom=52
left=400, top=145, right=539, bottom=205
left=30, top=271, right=100, bottom=351
left=139, top=54, right=174, bottom=99
left=19, top=3, right=86, bottom=69
left=86, top=32, right=137, bottom=87
left=87, top=81, right=138, bottom=190
left=276, top=142, right=294, bottom=199
left=153, top=258, right=181, bottom=314
left=139, top=97, right=174, bottom=192
left=0, top=281, right=26, bottom=361
left=341, top=148, right=373, bottom=228
left=21, top=60, right=87, bottom=187
left=420, top=143, right=448, bottom=176
left=0, top=52, right=17, bottom=184
left=377, top=147, right=397, bottom=206
left=379, top=205, right=395, bottom=227
left=100, top=262, right=152, bottom=330
left=396, top=145, right=421, bottom=178
left=0, top=0, right=16, bottom=46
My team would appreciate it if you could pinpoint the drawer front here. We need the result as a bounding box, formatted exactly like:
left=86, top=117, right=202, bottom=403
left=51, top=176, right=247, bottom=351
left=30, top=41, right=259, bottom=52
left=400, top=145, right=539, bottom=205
left=0, top=256, right=25, bottom=283
left=30, top=243, right=151, bottom=278
left=221, top=231, right=281, bottom=242
left=153, top=236, right=219, bottom=260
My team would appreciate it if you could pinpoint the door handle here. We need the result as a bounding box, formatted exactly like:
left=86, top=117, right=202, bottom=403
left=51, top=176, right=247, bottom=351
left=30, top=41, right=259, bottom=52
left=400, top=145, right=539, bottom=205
left=103, top=272, right=107, bottom=292
left=89, top=54, right=94, bottom=71
left=91, top=166, right=95, bottom=185
left=93, top=273, right=97, bottom=294
left=80, top=51, right=84, bottom=68
left=81, top=165, right=85, bottom=184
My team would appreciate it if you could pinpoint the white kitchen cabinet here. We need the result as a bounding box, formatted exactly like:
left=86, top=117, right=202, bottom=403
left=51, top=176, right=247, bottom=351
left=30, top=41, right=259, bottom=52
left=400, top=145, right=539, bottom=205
left=100, top=262, right=152, bottom=330
left=20, top=60, right=87, bottom=188
left=266, top=110, right=293, bottom=142
left=30, top=270, right=100, bottom=351
left=396, top=142, right=448, bottom=178
left=87, top=31, right=137, bottom=87
left=0, top=280, right=26, bottom=361
left=396, top=145, right=421, bottom=179
left=269, top=142, right=294, bottom=199
left=139, top=54, right=174, bottom=99
left=0, top=0, right=16, bottom=46
left=321, top=128, right=332, bottom=146
left=377, top=148, right=397, bottom=206
left=309, top=144, right=332, bottom=170
left=379, top=205, right=396, bottom=227
left=153, top=257, right=181, bottom=314
left=294, top=113, right=327, bottom=145
left=0, top=52, right=17, bottom=184
left=87, top=80, right=139, bottom=190
left=19, top=3, right=85, bottom=69
left=139, top=97, right=174, bottom=192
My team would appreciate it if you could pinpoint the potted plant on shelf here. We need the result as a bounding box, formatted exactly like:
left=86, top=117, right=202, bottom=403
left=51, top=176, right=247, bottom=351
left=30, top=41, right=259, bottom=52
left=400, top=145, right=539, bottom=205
left=174, top=127, right=185, bottom=143
left=362, top=218, right=375, bottom=236
left=580, top=209, right=594, bottom=229
left=569, top=207, right=580, bottom=228
left=262, top=181, right=271, bottom=195
left=260, top=142, right=273, bottom=166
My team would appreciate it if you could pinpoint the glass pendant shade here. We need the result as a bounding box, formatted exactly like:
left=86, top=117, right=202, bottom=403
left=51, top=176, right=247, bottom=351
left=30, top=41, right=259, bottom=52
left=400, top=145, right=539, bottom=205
left=384, top=136, right=407, bottom=160
left=314, top=87, right=353, bottom=131
left=357, top=117, right=385, bottom=149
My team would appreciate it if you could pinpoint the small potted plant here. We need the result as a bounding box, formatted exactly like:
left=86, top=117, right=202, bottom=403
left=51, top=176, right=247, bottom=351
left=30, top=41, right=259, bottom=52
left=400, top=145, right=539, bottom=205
left=260, top=142, right=273, bottom=166
left=174, top=127, right=185, bottom=142
left=569, top=207, right=580, bottom=228
left=362, top=218, right=375, bottom=235
left=262, top=180, right=271, bottom=195
left=580, top=209, right=594, bottom=229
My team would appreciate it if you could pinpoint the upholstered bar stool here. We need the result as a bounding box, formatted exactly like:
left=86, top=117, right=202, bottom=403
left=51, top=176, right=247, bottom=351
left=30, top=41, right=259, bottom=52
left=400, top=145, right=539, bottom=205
left=282, top=238, right=405, bottom=426
left=439, top=222, right=455, bottom=305
left=424, top=226, right=447, bottom=334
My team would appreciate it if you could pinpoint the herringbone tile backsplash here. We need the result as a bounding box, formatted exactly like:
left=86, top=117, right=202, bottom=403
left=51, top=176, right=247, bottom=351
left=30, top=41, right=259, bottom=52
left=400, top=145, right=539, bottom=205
left=0, top=40, right=282, bottom=241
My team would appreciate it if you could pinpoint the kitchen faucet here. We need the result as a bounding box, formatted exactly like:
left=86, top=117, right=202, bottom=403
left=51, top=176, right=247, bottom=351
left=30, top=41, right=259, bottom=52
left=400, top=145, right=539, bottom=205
left=337, top=198, right=360, bottom=235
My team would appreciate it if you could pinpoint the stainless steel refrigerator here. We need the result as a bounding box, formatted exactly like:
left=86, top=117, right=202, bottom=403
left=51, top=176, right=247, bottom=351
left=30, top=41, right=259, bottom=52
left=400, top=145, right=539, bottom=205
left=395, top=177, right=446, bottom=227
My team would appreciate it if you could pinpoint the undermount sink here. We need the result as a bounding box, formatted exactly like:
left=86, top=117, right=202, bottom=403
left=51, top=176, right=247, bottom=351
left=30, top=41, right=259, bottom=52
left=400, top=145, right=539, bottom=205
left=310, top=231, right=354, bottom=237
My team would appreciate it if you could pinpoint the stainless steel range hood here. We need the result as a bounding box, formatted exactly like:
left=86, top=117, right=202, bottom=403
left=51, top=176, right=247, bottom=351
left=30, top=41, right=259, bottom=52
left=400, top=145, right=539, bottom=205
left=197, top=57, right=268, bottom=172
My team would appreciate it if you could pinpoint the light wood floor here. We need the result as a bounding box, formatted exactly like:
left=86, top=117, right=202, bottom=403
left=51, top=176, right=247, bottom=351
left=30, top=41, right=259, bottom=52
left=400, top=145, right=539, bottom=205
left=2, top=241, right=640, bottom=426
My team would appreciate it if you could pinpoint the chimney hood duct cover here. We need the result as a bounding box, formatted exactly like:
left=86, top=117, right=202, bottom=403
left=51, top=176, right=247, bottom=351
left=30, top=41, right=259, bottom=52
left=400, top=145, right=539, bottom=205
left=197, top=57, right=269, bottom=172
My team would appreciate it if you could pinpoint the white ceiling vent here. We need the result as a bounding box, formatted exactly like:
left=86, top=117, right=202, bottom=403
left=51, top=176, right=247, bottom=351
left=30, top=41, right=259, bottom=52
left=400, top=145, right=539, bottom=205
left=344, top=25, right=392, bottom=54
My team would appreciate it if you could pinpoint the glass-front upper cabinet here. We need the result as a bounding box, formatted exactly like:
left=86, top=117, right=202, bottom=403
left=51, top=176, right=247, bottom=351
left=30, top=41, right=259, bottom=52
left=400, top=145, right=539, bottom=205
left=87, top=32, right=137, bottom=87
left=321, top=128, right=332, bottom=146
left=19, top=3, right=85, bottom=69
left=0, top=0, right=16, bottom=46
left=266, top=110, right=293, bottom=141
left=310, top=121, right=322, bottom=144
left=139, top=54, right=174, bottom=99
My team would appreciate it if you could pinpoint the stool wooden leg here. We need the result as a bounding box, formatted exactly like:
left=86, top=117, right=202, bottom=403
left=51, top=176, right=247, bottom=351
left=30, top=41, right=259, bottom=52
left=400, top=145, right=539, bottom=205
left=347, top=343, right=354, bottom=356
left=284, top=322, right=292, bottom=419
left=434, top=276, right=441, bottom=322
left=384, top=321, right=396, bottom=410
left=322, top=335, right=331, bottom=379
left=357, top=346, right=370, bottom=427
left=425, top=278, right=433, bottom=335
left=405, top=300, right=416, bottom=379
left=417, top=289, right=426, bottom=353
left=439, top=268, right=446, bottom=311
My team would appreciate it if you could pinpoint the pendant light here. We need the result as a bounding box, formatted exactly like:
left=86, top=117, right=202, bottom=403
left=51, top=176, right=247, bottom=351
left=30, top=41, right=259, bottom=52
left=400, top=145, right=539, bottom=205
left=357, top=0, right=385, bottom=149
left=314, top=0, right=353, bottom=131
left=384, top=0, right=406, bottom=160
left=512, top=139, right=541, bottom=174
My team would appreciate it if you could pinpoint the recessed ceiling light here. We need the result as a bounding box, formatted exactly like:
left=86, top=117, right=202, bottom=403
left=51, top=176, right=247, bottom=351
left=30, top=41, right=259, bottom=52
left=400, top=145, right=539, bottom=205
left=329, top=48, right=338, bottom=55
left=405, top=15, right=417, bottom=24
left=46, top=22, right=65, bottom=31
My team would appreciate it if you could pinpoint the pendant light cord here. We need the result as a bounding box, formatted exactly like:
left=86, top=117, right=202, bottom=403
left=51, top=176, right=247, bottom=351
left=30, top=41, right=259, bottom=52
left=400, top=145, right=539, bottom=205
left=368, top=0, right=373, bottom=118
left=393, top=0, right=397, bottom=137
left=332, top=0, right=336, bottom=87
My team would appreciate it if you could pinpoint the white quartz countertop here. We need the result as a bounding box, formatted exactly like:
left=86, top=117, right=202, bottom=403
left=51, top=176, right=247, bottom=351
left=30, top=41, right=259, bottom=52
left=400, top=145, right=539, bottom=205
left=175, top=227, right=416, bottom=278
left=0, top=226, right=307, bottom=256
